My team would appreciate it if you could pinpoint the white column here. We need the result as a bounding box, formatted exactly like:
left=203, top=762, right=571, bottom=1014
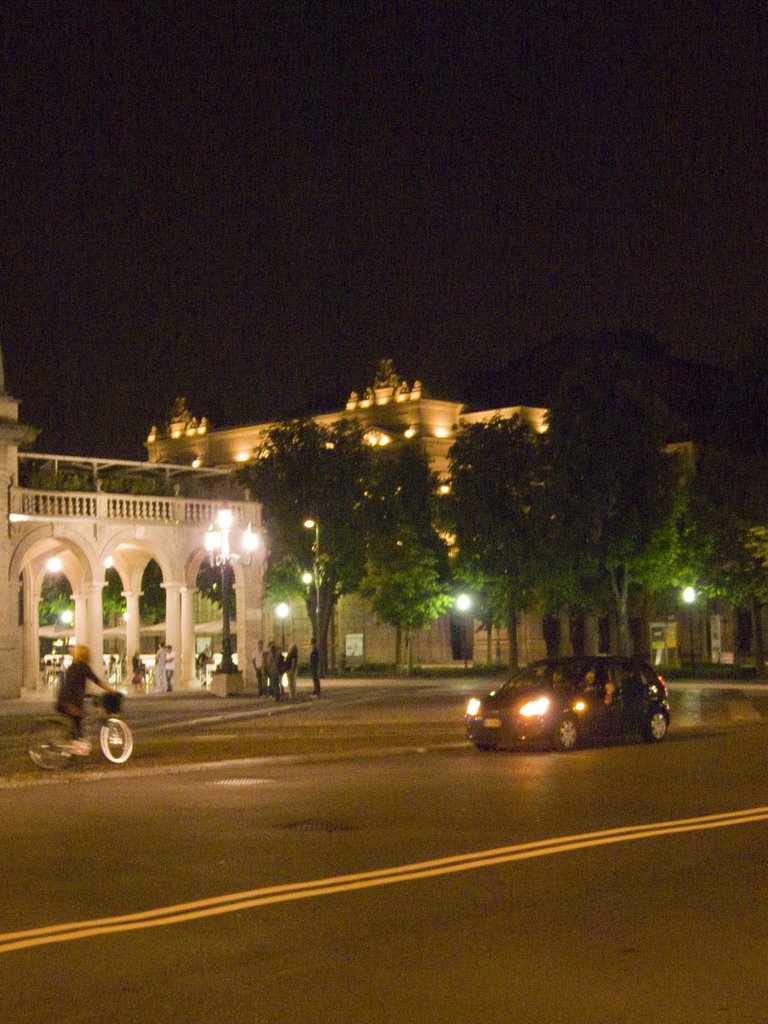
left=73, top=592, right=88, bottom=646
left=235, top=557, right=265, bottom=689
left=180, top=585, right=195, bottom=690
left=22, top=573, right=39, bottom=691
left=123, top=590, right=141, bottom=662
left=87, top=582, right=105, bottom=667
left=162, top=582, right=182, bottom=662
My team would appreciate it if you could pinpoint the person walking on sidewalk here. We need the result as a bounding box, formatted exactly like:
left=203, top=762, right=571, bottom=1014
left=309, top=638, right=321, bottom=697
left=285, top=643, right=298, bottom=700
left=154, top=644, right=167, bottom=692
left=165, top=644, right=175, bottom=691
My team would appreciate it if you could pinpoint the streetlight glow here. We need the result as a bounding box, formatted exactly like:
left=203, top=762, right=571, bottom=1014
left=205, top=508, right=260, bottom=676
left=683, top=586, right=696, bottom=604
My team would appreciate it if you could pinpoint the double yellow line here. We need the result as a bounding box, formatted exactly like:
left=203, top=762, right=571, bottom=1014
left=3, top=805, right=767, bottom=954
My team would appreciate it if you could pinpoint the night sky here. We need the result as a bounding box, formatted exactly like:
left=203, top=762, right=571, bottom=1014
left=3, top=2, right=768, bottom=459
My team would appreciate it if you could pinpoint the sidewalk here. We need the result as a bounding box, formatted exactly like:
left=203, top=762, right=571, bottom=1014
left=0, top=674, right=465, bottom=717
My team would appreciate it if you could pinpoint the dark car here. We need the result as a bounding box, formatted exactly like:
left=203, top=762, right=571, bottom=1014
left=465, top=656, right=670, bottom=752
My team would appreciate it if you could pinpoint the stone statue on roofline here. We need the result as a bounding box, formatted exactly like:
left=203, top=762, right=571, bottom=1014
left=168, top=397, right=192, bottom=429
left=375, top=358, right=400, bottom=390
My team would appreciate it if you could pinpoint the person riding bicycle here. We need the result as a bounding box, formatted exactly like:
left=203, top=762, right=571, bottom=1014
left=56, top=645, right=121, bottom=750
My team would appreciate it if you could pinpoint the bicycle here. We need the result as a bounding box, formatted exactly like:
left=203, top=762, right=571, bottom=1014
left=29, top=692, right=133, bottom=770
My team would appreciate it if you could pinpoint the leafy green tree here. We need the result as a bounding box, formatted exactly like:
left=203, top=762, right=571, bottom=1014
left=360, top=445, right=450, bottom=671
left=682, top=445, right=768, bottom=671
left=450, top=558, right=507, bottom=666
left=236, top=419, right=372, bottom=671
left=448, top=414, right=545, bottom=668
left=543, top=350, right=680, bottom=655
left=102, top=568, right=127, bottom=625
left=38, top=575, right=73, bottom=626
left=359, top=526, right=451, bottom=672
left=140, top=560, right=166, bottom=626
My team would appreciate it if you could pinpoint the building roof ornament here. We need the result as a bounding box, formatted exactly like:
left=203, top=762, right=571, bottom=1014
left=347, top=359, right=419, bottom=410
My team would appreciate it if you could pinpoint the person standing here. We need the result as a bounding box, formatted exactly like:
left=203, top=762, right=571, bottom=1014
left=165, top=644, right=175, bottom=691
left=309, top=638, right=321, bottom=697
left=261, top=641, right=270, bottom=697
left=252, top=640, right=265, bottom=696
left=285, top=643, right=298, bottom=700
left=266, top=641, right=282, bottom=701
left=154, top=643, right=167, bottom=693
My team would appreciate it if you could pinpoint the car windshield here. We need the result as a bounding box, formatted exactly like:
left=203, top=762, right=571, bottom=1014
left=500, top=661, right=585, bottom=695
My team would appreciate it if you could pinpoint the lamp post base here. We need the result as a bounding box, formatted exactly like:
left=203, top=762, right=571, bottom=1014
left=211, top=670, right=245, bottom=697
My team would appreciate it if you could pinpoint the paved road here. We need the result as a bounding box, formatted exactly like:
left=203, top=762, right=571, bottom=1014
left=2, top=684, right=768, bottom=1024
left=2, top=676, right=768, bottom=782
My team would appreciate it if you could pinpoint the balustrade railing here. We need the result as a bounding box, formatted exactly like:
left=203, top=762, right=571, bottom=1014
left=9, top=486, right=259, bottom=528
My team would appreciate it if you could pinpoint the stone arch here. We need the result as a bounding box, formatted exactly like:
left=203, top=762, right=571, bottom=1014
left=5, top=493, right=266, bottom=696
left=10, top=526, right=108, bottom=690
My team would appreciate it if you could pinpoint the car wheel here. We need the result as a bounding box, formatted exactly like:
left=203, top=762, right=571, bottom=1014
left=641, top=709, right=668, bottom=743
left=553, top=716, right=578, bottom=751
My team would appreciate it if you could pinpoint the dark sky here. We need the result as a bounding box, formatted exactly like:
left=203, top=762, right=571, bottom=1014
left=3, top=2, right=768, bottom=459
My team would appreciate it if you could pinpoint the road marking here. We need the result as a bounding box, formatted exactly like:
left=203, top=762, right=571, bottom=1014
left=209, top=778, right=274, bottom=786
left=2, top=805, right=768, bottom=954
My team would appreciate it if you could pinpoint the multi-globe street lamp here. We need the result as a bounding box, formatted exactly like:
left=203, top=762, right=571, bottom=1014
left=205, top=508, right=259, bottom=674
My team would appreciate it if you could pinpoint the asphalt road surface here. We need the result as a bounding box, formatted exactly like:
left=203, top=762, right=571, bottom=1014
left=2, top=680, right=768, bottom=1024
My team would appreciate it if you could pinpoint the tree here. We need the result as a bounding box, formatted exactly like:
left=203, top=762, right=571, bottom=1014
left=236, top=419, right=372, bottom=671
left=450, top=557, right=507, bottom=665
left=683, top=445, right=768, bottom=671
left=360, top=445, right=450, bottom=671
left=448, top=414, right=545, bottom=669
left=359, top=527, right=451, bottom=672
left=543, top=349, right=681, bottom=655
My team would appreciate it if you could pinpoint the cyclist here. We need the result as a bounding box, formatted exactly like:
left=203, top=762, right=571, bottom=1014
left=56, top=645, right=121, bottom=753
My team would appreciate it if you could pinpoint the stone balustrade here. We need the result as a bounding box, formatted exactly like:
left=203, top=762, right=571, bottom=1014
left=9, top=487, right=259, bottom=528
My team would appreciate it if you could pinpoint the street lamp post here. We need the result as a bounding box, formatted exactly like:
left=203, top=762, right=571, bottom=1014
left=304, top=518, right=321, bottom=646
left=275, top=602, right=289, bottom=649
left=455, top=593, right=473, bottom=669
left=205, top=509, right=260, bottom=692
left=682, top=586, right=696, bottom=663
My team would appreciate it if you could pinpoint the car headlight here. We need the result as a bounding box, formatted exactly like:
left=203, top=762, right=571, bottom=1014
left=466, top=698, right=481, bottom=716
left=518, top=697, right=550, bottom=717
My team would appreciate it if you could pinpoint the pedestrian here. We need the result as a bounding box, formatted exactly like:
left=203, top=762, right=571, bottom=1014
left=266, top=640, right=282, bottom=701
left=154, top=643, right=166, bottom=692
left=131, top=663, right=144, bottom=693
left=285, top=643, right=298, bottom=700
left=165, top=644, right=175, bottom=691
left=309, top=637, right=321, bottom=697
left=252, top=639, right=265, bottom=696
left=261, top=642, right=270, bottom=697
left=196, top=649, right=209, bottom=687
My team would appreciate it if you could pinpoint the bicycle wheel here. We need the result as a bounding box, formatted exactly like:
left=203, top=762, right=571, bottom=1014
left=29, top=719, right=73, bottom=771
left=99, top=718, right=133, bottom=763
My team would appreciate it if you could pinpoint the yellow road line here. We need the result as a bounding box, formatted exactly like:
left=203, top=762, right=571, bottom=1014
left=2, top=805, right=767, bottom=954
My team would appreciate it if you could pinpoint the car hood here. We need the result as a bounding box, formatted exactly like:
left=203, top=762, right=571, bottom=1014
left=484, top=685, right=553, bottom=708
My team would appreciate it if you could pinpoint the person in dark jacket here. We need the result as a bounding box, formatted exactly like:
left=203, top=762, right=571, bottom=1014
left=309, top=638, right=321, bottom=697
left=56, top=644, right=120, bottom=741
